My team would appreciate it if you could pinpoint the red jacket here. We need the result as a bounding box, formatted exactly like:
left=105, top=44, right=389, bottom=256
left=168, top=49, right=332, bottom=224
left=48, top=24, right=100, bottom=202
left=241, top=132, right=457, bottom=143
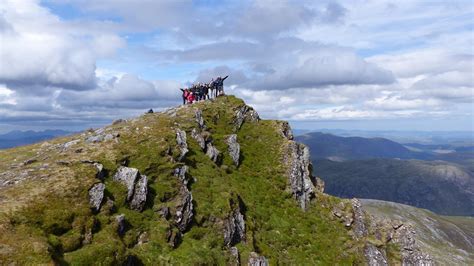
left=187, top=93, right=195, bottom=103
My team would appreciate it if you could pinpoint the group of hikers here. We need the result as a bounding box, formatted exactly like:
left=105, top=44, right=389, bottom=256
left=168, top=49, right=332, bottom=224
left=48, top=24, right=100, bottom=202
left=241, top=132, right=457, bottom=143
left=180, top=76, right=228, bottom=104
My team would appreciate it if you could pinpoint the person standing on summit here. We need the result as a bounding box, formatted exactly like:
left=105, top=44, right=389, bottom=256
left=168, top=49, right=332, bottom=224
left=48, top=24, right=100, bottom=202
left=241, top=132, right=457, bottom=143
left=217, top=75, right=228, bottom=96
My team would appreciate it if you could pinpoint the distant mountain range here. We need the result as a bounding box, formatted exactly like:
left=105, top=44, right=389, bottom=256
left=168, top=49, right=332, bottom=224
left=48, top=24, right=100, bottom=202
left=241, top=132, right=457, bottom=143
left=294, top=128, right=474, bottom=145
left=316, top=158, right=474, bottom=216
left=297, top=132, right=474, bottom=216
left=0, top=130, right=71, bottom=149
left=296, top=132, right=432, bottom=161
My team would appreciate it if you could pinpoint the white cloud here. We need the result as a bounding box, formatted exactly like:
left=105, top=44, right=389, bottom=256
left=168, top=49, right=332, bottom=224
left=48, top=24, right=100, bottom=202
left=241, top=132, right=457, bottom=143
left=0, top=0, right=124, bottom=91
left=252, top=48, right=394, bottom=90
left=0, top=0, right=472, bottom=131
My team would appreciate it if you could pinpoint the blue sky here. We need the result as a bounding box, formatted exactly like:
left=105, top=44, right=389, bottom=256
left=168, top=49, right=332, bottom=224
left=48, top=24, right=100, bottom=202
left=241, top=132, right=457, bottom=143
left=0, top=0, right=473, bottom=133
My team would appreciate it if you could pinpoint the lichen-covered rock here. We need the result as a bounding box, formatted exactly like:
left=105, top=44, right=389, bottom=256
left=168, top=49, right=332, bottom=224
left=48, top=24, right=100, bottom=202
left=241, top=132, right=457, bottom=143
left=279, top=121, right=294, bottom=140
left=248, top=252, right=269, bottom=266
left=176, top=129, right=188, bottom=161
left=175, top=186, right=194, bottom=232
left=286, top=141, right=315, bottom=210
left=364, top=244, right=388, bottom=266
left=226, top=134, right=240, bottom=166
left=315, top=177, right=325, bottom=193
left=351, top=198, right=368, bottom=239
left=130, top=174, right=148, bottom=211
left=393, top=224, right=434, bottom=266
left=103, top=133, right=114, bottom=141
left=230, top=246, right=240, bottom=265
left=85, top=134, right=104, bottom=143
left=191, top=128, right=206, bottom=151
left=115, top=214, right=126, bottom=236
left=62, top=139, right=80, bottom=150
left=233, top=105, right=260, bottom=131
left=195, top=109, right=206, bottom=129
left=113, top=167, right=140, bottom=201
left=224, top=197, right=246, bottom=247
left=206, top=143, right=220, bottom=163
left=113, top=166, right=148, bottom=211
left=88, top=183, right=105, bottom=212
left=174, top=165, right=189, bottom=186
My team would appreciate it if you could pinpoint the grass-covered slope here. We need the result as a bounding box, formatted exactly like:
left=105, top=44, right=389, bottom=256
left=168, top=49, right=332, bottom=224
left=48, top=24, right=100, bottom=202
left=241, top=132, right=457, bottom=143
left=362, top=199, right=474, bottom=265
left=0, top=96, right=415, bottom=264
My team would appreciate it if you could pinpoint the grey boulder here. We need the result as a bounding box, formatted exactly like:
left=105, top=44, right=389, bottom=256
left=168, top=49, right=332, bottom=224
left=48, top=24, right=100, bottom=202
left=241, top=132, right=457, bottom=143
left=113, top=166, right=148, bottom=211
left=88, top=183, right=105, bottom=212
left=226, top=134, right=240, bottom=166
left=248, top=252, right=269, bottom=266
left=176, top=129, right=188, bottom=161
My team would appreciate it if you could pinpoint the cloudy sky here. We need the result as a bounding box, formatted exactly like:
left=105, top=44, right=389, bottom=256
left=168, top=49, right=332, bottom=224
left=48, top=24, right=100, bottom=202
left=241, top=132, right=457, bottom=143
left=0, top=0, right=473, bottom=133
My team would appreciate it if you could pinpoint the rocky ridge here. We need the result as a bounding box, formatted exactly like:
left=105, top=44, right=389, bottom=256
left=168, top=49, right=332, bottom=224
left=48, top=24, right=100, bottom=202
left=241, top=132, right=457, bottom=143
left=0, top=96, right=434, bottom=265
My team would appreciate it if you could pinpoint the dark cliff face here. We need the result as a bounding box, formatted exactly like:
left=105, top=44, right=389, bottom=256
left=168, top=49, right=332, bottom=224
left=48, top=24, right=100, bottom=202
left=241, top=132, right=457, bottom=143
left=0, top=96, right=430, bottom=265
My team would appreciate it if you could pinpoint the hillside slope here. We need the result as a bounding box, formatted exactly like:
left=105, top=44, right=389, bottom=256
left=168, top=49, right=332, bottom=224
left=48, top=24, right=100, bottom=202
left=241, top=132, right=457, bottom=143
left=0, top=96, right=431, bottom=265
left=296, top=132, right=430, bottom=161
left=362, top=199, right=474, bottom=265
left=315, top=158, right=474, bottom=216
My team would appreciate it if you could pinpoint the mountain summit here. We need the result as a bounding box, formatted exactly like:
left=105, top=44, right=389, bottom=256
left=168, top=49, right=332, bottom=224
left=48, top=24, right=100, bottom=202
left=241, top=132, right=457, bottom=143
left=0, top=96, right=432, bottom=264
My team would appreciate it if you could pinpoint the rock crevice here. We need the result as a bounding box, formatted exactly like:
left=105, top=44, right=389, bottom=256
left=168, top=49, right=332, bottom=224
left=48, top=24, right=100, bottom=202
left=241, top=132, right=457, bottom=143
left=224, top=197, right=246, bottom=247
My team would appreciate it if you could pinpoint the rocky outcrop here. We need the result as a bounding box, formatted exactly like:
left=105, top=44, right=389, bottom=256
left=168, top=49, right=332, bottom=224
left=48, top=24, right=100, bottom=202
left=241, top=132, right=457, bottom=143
left=176, top=129, right=188, bottom=161
left=286, top=141, right=315, bottom=210
left=85, top=128, right=119, bottom=144
left=392, top=224, right=434, bottom=266
left=191, top=128, right=206, bottom=151
left=364, top=244, right=388, bottom=266
left=351, top=198, right=368, bottom=239
left=195, top=109, right=206, bottom=129
left=230, top=247, right=240, bottom=265
left=315, top=177, right=325, bottom=193
left=112, top=166, right=148, bottom=211
left=248, top=252, right=269, bottom=266
left=279, top=121, right=294, bottom=140
left=226, top=134, right=240, bottom=166
left=130, top=174, right=148, bottom=211
left=175, top=186, right=194, bottom=232
left=206, top=143, right=220, bottom=163
left=224, top=197, right=246, bottom=247
left=88, top=183, right=105, bottom=212
left=233, top=105, right=260, bottom=131
left=174, top=165, right=190, bottom=186
left=62, top=139, right=80, bottom=150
